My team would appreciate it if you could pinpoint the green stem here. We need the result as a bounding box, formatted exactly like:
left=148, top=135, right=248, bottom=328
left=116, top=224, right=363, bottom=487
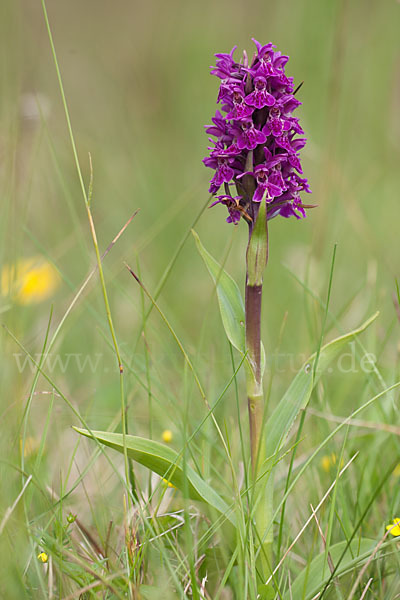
left=245, top=200, right=268, bottom=473
left=245, top=283, right=263, bottom=471
left=245, top=205, right=275, bottom=588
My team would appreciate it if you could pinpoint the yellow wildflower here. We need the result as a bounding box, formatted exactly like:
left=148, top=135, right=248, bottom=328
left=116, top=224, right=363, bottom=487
left=161, top=430, right=173, bottom=443
left=1, top=257, right=60, bottom=305
left=393, top=464, right=400, bottom=478
left=321, top=453, right=344, bottom=473
left=37, top=552, right=48, bottom=563
left=386, top=518, right=400, bottom=537
left=162, top=478, right=176, bottom=489
left=321, top=453, right=336, bottom=473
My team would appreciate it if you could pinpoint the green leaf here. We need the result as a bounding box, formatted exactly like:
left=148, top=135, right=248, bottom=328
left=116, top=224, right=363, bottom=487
left=246, top=199, right=268, bottom=287
left=192, top=230, right=245, bottom=353
left=73, top=428, right=234, bottom=524
left=266, top=312, right=379, bottom=461
left=282, top=538, right=376, bottom=600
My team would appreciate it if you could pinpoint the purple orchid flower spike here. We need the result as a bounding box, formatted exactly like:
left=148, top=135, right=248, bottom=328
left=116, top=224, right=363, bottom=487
left=204, top=39, right=312, bottom=225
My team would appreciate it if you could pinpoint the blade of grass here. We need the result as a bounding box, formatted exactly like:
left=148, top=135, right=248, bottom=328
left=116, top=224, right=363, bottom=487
left=41, top=0, right=135, bottom=503
left=262, top=380, right=400, bottom=583
left=319, top=458, right=399, bottom=598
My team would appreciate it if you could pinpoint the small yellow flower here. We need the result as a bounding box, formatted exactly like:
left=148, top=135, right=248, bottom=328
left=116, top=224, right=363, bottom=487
left=386, top=518, right=400, bottom=537
left=161, top=429, right=173, bottom=443
left=393, top=464, right=400, bottom=478
left=321, top=453, right=336, bottom=473
left=162, top=478, right=176, bottom=489
left=1, top=257, right=60, bottom=305
left=37, top=552, right=48, bottom=563
left=321, top=453, right=344, bottom=473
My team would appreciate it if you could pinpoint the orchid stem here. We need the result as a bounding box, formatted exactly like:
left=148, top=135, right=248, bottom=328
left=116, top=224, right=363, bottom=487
left=245, top=282, right=263, bottom=471
left=245, top=206, right=274, bottom=585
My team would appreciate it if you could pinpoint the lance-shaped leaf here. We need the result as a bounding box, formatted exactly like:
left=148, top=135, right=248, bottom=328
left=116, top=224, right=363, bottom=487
left=266, top=312, right=379, bottom=461
left=73, top=428, right=234, bottom=524
left=193, top=230, right=267, bottom=376
left=192, top=229, right=245, bottom=354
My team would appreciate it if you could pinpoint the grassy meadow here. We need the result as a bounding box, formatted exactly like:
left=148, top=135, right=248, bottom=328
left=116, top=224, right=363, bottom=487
left=1, top=0, right=400, bottom=597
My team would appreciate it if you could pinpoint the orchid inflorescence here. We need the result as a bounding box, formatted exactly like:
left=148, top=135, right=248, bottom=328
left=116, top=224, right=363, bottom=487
left=203, top=39, right=311, bottom=225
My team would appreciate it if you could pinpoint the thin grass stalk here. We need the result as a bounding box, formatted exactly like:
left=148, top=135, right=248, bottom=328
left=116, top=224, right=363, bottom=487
left=40, top=0, right=132, bottom=504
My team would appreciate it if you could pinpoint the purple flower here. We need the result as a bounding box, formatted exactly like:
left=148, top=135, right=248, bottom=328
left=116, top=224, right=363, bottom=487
left=203, top=39, right=312, bottom=225
left=226, top=88, right=255, bottom=120
left=210, top=195, right=243, bottom=224
left=244, top=76, right=275, bottom=109
left=250, top=166, right=284, bottom=203
left=210, top=46, right=240, bottom=79
left=236, top=120, right=267, bottom=151
left=238, top=148, right=286, bottom=202
left=204, top=157, right=237, bottom=194
left=262, top=95, right=301, bottom=137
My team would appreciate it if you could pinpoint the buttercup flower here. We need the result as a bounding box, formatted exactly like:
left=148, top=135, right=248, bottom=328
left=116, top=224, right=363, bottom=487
left=386, top=518, right=400, bottom=537
left=161, top=429, right=173, bottom=443
left=37, top=552, right=48, bottom=563
left=321, top=454, right=335, bottom=473
left=386, top=519, right=400, bottom=536
left=321, top=453, right=344, bottom=473
left=203, top=39, right=312, bottom=225
left=162, top=478, right=176, bottom=489
left=1, top=256, right=60, bottom=305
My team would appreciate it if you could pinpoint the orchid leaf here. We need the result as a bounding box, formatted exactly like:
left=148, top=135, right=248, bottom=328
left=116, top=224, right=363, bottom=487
left=73, top=428, right=234, bottom=524
left=192, top=230, right=245, bottom=354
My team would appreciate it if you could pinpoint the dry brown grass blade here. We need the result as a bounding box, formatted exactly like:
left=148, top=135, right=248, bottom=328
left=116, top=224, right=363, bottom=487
left=310, top=504, right=335, bottom=575
left=347, top=528, right=393, bottom=600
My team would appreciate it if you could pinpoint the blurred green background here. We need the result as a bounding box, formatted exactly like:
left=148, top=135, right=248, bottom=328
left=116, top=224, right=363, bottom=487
left=1, top=0, right=400, bottom=596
